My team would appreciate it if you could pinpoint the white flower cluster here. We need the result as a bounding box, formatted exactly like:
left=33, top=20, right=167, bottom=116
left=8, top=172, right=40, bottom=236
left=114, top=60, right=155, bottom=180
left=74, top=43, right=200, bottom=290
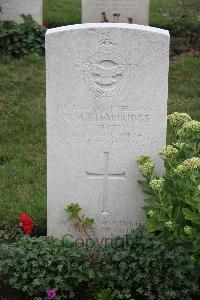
left=150, top=178, right=165, bottom=191
left=137, top=155, right=154, bottom=176
left=164, top=221, right=175, bottom=229
left=139, top=161, right=154, bottom=176
left=177, top=120, right=200, bottom=138
left=137, top=155, right=151, bottom=165
left=159, top=145, right=178, bottom=158
left=184, top=226, right=192, bottom=236
left=148, top=209, right=154, bottom=218
left=167, top=112, right=192, bottom=128
left=174, top=157, right=200, bottom=174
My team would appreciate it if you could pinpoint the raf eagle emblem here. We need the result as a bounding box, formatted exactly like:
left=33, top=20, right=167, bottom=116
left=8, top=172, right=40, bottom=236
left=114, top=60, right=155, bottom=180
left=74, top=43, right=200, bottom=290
left=75, top=40, right=134, bottom=97
left=87, top=63, right=125, bottom=86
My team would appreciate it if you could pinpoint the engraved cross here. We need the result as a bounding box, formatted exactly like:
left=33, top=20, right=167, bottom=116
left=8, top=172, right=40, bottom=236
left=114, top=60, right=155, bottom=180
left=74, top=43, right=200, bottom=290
left=86, top=152, right=126, bottom=214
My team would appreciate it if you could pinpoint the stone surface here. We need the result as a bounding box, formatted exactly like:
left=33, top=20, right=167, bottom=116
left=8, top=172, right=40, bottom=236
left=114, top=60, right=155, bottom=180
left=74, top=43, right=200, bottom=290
left=0, top=0, right=43, bottom=24
left=82, top=0, right=150, bottom=24
left=46, top=23, right=170, bottom=242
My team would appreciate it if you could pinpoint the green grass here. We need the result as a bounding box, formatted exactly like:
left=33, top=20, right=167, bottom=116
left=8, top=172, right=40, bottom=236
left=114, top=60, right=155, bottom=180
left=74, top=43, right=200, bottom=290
left=0, top=55, right=46, bottom=231
left=44, top=0, right=81, bottom=27
left=169, top=57, right=200, bottom=121
left=0, top=54, right=199, bottom=229
left=150, top=0, right=178, bottom=28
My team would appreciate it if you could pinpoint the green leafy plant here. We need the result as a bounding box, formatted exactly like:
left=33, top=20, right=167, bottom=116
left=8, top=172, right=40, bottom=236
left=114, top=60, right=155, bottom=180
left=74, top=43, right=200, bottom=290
left=0, top=227, right=199, bottom=299
left=137, top=112, right=200, bottom=266
left=95, top=288, right=132, bottom=300
left=91, top=226, right=199, bottom=300
left=65, top=203, right=94, bottom=240
left=96, top=288, right=115, bottom=300
left=0, top=236, right=93, bottom=299
left=0, top=15, right=46, bottom=58
left=0, top=225, right=24, bottom=244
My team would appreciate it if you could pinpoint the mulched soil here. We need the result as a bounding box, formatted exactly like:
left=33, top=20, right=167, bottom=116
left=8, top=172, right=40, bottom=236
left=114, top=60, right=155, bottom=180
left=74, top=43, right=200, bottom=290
left=0, top=284, right=89, bottom=300
left=0, top=285, right=31, bottom=300
left=1, top=285, right=199, bottom=300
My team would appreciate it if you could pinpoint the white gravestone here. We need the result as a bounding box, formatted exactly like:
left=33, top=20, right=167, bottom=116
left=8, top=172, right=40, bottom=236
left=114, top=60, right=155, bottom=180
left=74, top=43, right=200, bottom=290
left=0, top=0, right=43, bottom=24
left=46, top=24, right=169, bottom=241
left=82, top=0, right=150, bottom=25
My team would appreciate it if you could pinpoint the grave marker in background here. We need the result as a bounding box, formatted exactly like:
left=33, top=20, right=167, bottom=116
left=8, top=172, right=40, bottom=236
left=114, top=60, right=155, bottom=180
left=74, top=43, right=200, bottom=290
left=0, top=0, right=43, bottom=24
left=82, top=0, right=150, bottom=24
left=46, top=23, right=169, bottom=241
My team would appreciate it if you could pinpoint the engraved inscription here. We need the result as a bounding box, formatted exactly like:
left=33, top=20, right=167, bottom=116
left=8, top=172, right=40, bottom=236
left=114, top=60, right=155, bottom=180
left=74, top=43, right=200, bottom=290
left=86, top=152, right=126, bottom=214
left=95, top=0, right=135, bottom=10
left=55, top=104, right=159, bottom=146
left=94, top=0, right=140, bottom=22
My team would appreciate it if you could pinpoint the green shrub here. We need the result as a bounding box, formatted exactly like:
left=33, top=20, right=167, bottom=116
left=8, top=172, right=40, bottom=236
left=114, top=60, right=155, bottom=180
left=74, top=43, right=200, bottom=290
left=0, top=226, right=199, bottom=299
left=137, top=112, right=200, bottom=268
left=0, top=225, right=24, bottom=244
left=95, top=289, right=132, bottom=300
left=0, top=15, right=46, bottom=58
left=91, top=226, right=199, bottom=300
left=95, top=289, right=116, bottom=300
left=0, top=236, right=93, bottom=299
left=95, top=288, right=132, bottom=300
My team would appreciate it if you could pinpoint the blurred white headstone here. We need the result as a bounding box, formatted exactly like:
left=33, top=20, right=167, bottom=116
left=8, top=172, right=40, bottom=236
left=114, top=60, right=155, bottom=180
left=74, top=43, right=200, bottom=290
left=0, top=0, right=43, bottom=24
left=82, top=0, right=150, bottom=24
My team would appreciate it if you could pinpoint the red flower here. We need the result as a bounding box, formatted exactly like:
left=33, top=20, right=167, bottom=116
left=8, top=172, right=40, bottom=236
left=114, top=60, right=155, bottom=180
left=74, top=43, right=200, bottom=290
left=19, top=213, right=34, bottom=234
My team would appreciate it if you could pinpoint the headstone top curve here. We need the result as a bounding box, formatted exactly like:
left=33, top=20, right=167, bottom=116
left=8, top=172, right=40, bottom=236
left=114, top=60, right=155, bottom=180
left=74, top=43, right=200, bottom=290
left=46, top=23, right=169, bottom=37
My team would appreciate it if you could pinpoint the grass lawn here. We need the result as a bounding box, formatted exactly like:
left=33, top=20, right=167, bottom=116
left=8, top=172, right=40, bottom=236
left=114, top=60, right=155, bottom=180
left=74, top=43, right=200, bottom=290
left=0, top=55, right=46, bottom=232
left=44, top=0, right=81, bottom=27
left=169, top=57, right=200, bottom=121
left=0, top=54, right=199, bottom=230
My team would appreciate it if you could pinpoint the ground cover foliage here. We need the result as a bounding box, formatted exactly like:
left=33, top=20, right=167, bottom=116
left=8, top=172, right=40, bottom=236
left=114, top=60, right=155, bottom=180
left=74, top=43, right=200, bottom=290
left=0, top=226, right=199, bottom=300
